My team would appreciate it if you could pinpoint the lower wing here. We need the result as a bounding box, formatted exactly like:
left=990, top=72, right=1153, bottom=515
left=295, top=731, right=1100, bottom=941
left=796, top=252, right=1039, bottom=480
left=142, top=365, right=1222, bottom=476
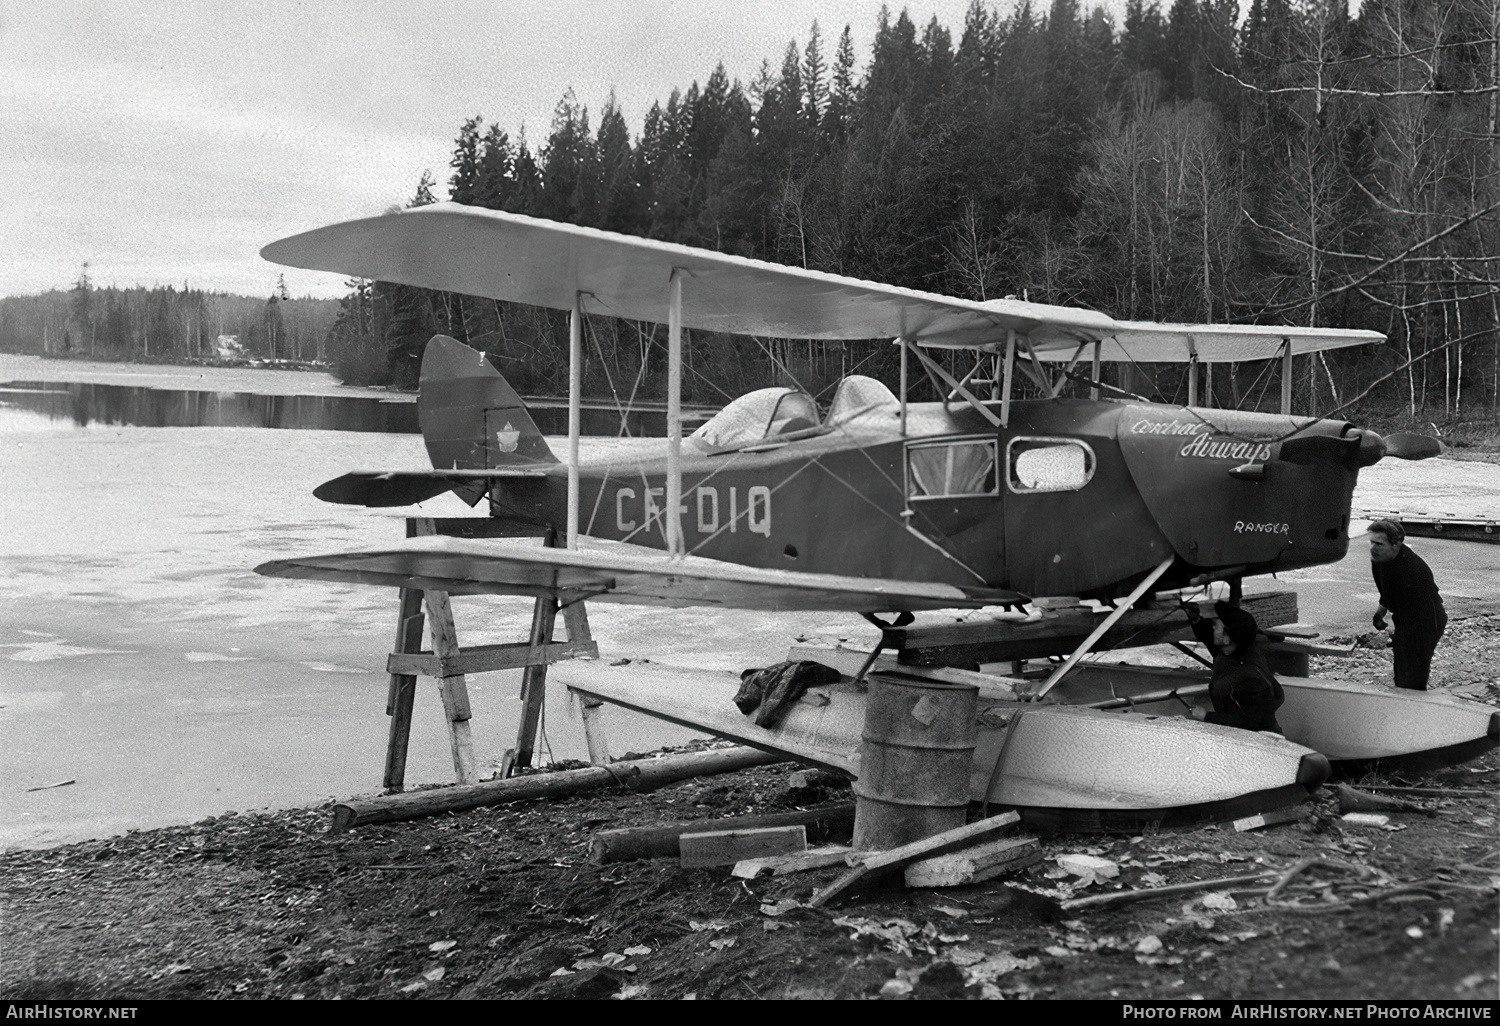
left=254, top=536, right=1026, bottom=613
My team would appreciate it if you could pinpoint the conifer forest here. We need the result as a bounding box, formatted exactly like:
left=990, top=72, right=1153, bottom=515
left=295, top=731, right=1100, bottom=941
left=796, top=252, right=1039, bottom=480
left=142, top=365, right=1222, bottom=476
left=15, top=0, right=1500, bottom=433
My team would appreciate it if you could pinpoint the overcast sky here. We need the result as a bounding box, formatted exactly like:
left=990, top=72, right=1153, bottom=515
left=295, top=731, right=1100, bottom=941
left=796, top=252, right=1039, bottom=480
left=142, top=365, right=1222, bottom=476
left=4, top=0, right=1179, bottom=300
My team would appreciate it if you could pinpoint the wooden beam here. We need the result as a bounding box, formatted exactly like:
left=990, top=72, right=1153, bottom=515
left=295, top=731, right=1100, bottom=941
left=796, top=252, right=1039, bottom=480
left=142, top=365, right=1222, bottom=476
left=385, top=637, right=596, bottom=678
left=590, top=802, right=852, bottom=864
left=576, top=694, right=612, bottom=765
left=382, top=586, right=426, bottom=793
left=904, top=835, right=1041, bottom=888
left=679, top=825, right=807, bottom=868
left=809, top=811, right=1020, bottom=907
left=422, top=589, right=478, bottom=785
left=513, top=594, right=559, bottom=770
left=331, top=746, right=786, bottom=833
left=732, top=845, right=853, bottom=880
left=885, top=591, right=1299, bottom=667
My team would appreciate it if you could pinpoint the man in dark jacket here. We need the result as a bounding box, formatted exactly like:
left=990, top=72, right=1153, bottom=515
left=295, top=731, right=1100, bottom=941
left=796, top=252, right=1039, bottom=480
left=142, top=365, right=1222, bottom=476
left=1186, top=600, right=1284, bottom=733
left=1369, top=519, right=1447, bottom=690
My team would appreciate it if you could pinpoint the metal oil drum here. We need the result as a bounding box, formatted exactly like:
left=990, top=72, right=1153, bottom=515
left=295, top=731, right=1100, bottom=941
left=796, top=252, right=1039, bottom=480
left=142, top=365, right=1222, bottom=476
left=852, top=672, right=979, bottom=851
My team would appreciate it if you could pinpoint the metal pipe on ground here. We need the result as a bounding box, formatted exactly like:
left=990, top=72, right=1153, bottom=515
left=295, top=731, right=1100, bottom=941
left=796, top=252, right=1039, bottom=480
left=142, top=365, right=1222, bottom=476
left=329, top=746, right=786, bottom=833
left=852, top=672, right=978, bottom=851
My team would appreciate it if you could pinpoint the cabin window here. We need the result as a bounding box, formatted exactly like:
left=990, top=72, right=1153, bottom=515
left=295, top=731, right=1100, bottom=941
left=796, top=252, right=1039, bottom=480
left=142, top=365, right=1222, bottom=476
left=906, top=437, right=998, bottom=500
left=1007, top=436, right=1095, bottom=494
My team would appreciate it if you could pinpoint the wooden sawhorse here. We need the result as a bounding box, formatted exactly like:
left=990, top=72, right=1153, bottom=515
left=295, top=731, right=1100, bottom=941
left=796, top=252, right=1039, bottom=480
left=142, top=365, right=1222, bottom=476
left=378, top=517, right=599, bottom=791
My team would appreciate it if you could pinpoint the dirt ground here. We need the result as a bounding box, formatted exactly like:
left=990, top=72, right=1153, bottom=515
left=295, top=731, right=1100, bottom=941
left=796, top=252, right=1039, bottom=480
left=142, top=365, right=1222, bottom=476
left=3, top=616, right=1498, bottom=1002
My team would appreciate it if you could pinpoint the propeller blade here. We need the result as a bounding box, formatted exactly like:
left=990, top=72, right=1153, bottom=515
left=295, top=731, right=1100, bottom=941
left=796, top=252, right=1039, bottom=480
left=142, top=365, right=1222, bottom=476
left=1382, top=432, right=1444, bottom=460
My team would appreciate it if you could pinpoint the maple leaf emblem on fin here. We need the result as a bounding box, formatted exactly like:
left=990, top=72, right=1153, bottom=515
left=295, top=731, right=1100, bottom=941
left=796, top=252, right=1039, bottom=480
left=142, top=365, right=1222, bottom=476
left=496, top=422, right=520, bottom=453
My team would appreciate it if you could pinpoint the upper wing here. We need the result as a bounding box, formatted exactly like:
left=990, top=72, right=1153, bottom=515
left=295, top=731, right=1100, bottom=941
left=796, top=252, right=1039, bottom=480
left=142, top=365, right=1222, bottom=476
left=254, top=536, right=1026, bottom=613
left=1036, top=321, right=1386, bottom=363
left=262, top=203, right=1116, bottom=349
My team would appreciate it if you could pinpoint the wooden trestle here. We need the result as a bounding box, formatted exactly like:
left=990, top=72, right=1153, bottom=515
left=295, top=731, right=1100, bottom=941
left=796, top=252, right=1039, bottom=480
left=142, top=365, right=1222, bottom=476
left=381, top=517, right=599, bottom=793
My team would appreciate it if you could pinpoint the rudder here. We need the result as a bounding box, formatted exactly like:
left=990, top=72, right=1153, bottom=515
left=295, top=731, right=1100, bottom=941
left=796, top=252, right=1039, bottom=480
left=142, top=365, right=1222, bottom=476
left=418, top=335, right=558, bottom=471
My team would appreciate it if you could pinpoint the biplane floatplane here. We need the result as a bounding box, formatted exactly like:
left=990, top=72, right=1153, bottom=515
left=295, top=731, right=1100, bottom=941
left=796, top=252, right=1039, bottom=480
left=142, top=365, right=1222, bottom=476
left=256, top=203, right=1499, bottom=827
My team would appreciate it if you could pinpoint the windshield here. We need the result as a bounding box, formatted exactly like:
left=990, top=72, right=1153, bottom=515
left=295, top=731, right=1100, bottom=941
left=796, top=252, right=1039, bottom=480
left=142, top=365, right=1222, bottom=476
left=690, top=387, right=820, bottom=451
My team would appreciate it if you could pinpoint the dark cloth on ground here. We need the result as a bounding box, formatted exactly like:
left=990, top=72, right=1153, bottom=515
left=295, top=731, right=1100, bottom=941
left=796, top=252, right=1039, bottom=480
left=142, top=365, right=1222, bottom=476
left=734, top=661, right=842, bottom=728
left=1191, top=614, right=1285, bottom=733
left=1372, top=545, right=1447, bottom=690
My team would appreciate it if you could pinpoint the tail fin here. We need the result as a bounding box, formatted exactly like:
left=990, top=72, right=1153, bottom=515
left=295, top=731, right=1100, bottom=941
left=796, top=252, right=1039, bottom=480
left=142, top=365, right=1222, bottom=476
left=418, top=335, right=558, bottom=471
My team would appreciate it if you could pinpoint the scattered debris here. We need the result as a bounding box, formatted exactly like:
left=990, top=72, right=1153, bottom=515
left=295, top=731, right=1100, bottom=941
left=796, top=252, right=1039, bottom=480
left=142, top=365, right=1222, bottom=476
left=1060, top=870, right=1278, bottom=912
left=1341, top=812, right=1391, bottom=828
left=1055, top=853, right=1119, bottom=886
left=1337, top=784, right=1434, bottom=817
left=1233, top=806, right=1307, bottom=832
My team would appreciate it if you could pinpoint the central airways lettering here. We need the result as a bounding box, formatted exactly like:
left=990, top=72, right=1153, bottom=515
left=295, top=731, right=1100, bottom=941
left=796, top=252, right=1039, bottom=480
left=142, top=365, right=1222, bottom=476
left=615, top=484, right=771, bottom=538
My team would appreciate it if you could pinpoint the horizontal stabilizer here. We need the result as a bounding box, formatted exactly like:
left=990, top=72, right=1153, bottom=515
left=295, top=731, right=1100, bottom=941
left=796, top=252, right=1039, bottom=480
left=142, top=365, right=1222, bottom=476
left=255, top=536, right=1027, bottom=613
left=313, top=468, right=552, bottom=508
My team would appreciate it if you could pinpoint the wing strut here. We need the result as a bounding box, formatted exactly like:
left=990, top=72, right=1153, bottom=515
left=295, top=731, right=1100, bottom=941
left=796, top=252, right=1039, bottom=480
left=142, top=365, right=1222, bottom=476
left=666, top=270, right=685, bottom=555
left=904, top=340, right=1002, bottom=428
left=567, top=293, right=582, bottom=548
left=1032, top=556, right=1175, bottom=700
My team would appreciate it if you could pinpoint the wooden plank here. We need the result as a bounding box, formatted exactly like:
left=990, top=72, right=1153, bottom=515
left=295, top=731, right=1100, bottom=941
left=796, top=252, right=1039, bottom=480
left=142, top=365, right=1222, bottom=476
left=560, top=596, right=594, bottom=649
left=904, top=835, right=1041, bottom=888
left=333, top=746, right=785, bottom=832
left=575, top=694, right=611, bottom=766
left=382, top=586, right=427, bottom=793
left=887, top=592, right=1298, bottom=667
left=385, top=638, right=596, bottom=677
left=513, top=594, right=559, bottom=770
left=808, top=810, right=1021, bottom=908
left=422, top=589, right=477, bottom=785
left=679, top=825, right=807, bottom=868
left=591, top=803, right=853, bottom=864
left=732, top=845, right=853, bottom=879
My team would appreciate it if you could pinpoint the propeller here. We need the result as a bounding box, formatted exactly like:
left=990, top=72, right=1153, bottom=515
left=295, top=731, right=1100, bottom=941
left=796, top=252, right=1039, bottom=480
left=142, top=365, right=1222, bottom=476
left=1352, top=429, right=1443, bottom=467
left=1381, top=432, right=1444, bottom=461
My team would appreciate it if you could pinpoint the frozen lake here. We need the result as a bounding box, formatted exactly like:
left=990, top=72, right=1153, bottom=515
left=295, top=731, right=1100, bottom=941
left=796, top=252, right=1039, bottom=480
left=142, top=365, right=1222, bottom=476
left=3, top=357, right=1499, bottom=848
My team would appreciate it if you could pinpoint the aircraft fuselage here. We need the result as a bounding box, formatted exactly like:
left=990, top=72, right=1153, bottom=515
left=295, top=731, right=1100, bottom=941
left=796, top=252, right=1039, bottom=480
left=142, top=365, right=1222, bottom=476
left=487, top=397, right=1363, bottom=600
